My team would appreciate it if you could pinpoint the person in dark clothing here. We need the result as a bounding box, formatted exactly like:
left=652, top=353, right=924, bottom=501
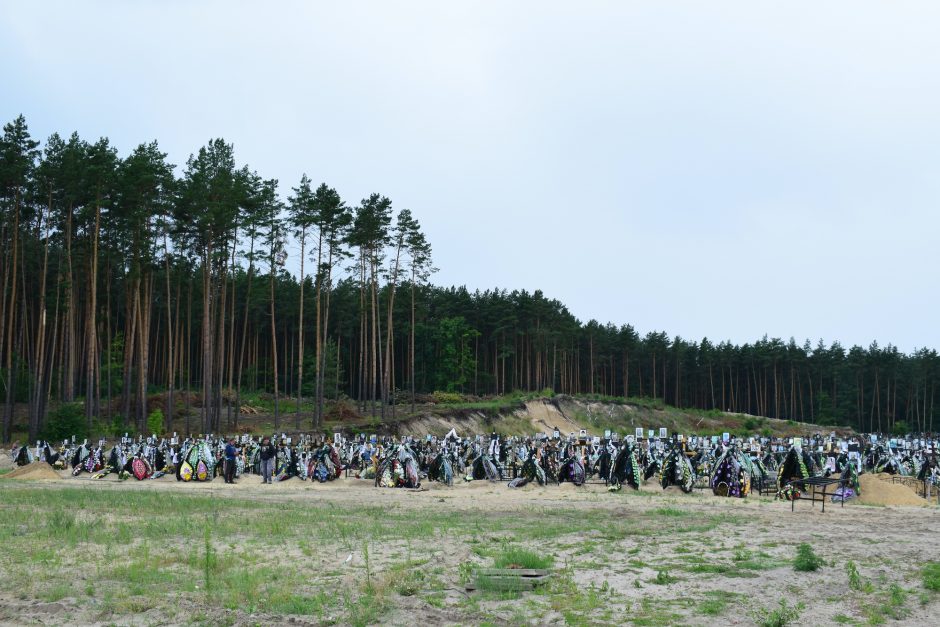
left=259, top=436, right=276, bottom=484
left=224, top=438, right=238, bottom=484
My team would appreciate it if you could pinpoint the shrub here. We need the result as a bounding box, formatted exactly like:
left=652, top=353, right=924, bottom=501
left=430, top=391, right=464, bottom=404
left=742, top=416, right=764, bottom=432
left=40, top=403, right=87, bottom=442
left=93, top=413, right=130, bottom=439
left=147, top=409, right=164, bottom=436
left=793, top=543, right=823, bottom=572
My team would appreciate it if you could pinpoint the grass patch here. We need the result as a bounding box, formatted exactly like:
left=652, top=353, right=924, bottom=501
left=923, top=561, right=940, bottom=591
left=37, top=583, right=72, bottom=602
left=698, top=591, right=737, bottom=616
left=686, top=562, right=757, bottom=578
left=650, top=570, right=677, bottom=585
left=0, top=481, right=868, bottom=625
left=651, top=506, right=690, bottom=518
left=493, top=546, right=554, bottom=570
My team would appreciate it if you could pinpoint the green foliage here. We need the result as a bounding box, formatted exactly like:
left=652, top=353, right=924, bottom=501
left=492, top=546, right=554, bottom=570
left=753, top=599, right=804, bottom=627
left=651, top=570, right=676, bottom=585
left=147, top=409, right=164, bottom=436
left=47, top=510, right=76, bottom=534
left=203, top=522, right=214, bottom=593
left=6, top=113, right=938, bottom=440
left=457, top=561, right=474, bottom=584
left=101, top=333, right=125, bottom=395
left=97, top=414, right=128, bottom=439
left=434, top=316, right=479, bottom=392
left=886, top=584, right=909, bottom=620
left=652, top=507, right=689, bottom=518
left=699, top=592, right=730, bottom=616
left=891, top=420, right=910, bottom=436
left=793, top=543, right=823, bottom=572
left=846, top=560, right=872, bottom=592
left=742, top=416, right=766, bottom=432
left=430, top=390, right=464, bottom=404
left=40, top=403, right=87, bottom=442
left=864, top=583, right=911, bottom=624
left=0, top=364, right=32, bottom=403
left=922, top=562, right=940, bottom=591
left=301, top=338, right=344, bottom=399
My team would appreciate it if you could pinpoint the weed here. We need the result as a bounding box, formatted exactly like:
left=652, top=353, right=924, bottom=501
left=793, top=543, right=823, bottom=572
left=923, top=562, right=940, bottom=591
left=651, top=570, right=677, bottom=585
left=753, top=598, right=804, bottom=627
left=699, top=597, right=727, bottom=616
left=884, top=584, right=910, bottom=620
left=458, top=561, right=474, bottom=584
left=202, top=521, right=214, bottom=593
left=733, top=548, right=752, bottom=562
left=846, top=560, right=872, bottom=592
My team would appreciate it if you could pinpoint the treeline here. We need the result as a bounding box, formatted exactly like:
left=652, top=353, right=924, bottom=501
left=1, top=115, right=937, bottom=441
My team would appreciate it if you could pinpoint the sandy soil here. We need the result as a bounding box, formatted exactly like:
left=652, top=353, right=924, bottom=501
left=2, top=463, right=940, bottom=626
left=523, top=399, right=584, bottom=436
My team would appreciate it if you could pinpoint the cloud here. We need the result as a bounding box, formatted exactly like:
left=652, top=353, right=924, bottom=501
left=2, top=1, right=939, bottom=351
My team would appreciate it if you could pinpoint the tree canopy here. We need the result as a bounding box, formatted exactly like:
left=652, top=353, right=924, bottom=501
left=1, top=115, right=937, bottom=441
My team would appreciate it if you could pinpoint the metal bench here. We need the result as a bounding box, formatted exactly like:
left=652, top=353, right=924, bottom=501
left=789, top=476, right=849, bottom=513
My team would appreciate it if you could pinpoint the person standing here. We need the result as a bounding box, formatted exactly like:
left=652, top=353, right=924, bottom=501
left=259, top=436, right=276, bottom=484
left=224, top=438, right=238, bottom=484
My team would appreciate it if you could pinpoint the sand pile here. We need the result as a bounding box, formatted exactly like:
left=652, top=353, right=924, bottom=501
left=856, top=473, right=928, bottom=507
left=3, top=462, right=62, bottom=481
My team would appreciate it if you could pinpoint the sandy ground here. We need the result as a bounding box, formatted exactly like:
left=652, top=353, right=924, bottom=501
left=3, top=459, right=940, bottom=625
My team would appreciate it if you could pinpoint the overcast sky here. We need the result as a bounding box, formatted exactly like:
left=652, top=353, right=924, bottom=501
left=2, top=2, right=939, bottom=352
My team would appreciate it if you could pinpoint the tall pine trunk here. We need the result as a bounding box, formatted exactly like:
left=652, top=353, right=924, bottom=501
left=85, top=200, right=101, bottom=426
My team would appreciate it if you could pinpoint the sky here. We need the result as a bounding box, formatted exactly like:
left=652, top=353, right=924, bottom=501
left=2, top=1, right=939, bottom=353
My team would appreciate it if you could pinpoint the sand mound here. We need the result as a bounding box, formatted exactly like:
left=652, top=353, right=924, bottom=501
left=856, top=473, right=928, bottom=507
left=3, top=462, right=62, bottom=481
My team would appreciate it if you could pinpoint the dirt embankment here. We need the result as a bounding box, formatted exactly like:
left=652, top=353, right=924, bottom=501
left=355, top=395, right=853, bottom=439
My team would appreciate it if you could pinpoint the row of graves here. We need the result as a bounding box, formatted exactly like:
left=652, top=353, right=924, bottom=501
left=10, top=429, right=940, bottom=509
left=11, top=433, right=343, bottom=483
